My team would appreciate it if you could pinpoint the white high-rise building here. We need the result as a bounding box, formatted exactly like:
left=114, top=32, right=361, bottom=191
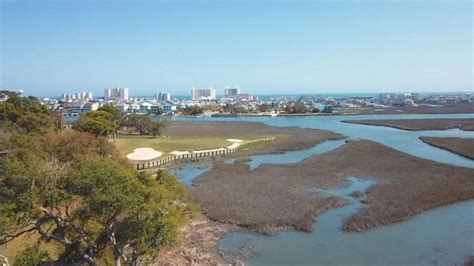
left=104, top=87, right=129, bottom=101
left=224, top=86, right=240, bottom=96
left=155, top=92, right=171, bottom=101
left=190, top=86, right=216, bottom=100
left=119, top=88, right=129, bottom=100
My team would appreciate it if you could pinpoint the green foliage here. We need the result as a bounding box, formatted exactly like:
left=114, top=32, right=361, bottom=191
left=122, top=114, right=166, bottom=137
left=179, top=106, right=204, bottom=116
left=1, top=131, right=193, bottom=264
left=72, top=110, right=115, bottom=136
left=97, top=104, right=121, bottom=118
left=1, top=97, right=192, bottom=264
left=0, top=93, right=57, bottom=134
left=222, top=104, right=250, bottom=114
left=13, top=246, right=50, bottom=266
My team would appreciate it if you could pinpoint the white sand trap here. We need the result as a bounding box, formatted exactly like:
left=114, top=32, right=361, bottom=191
left=127, top=147, right=163, bottom=161
left=227, top=139, right=243, bottom=143
left=128, top=139, right=244, bottom=161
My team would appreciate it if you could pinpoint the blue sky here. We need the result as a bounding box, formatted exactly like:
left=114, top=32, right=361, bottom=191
left=1, top=0, right=472, bottom=97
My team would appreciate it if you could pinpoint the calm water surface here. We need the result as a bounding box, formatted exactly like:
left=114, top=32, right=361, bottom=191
left=174, top=113, right=474, bottom=168
left=171, top=114, right=474, bottom=265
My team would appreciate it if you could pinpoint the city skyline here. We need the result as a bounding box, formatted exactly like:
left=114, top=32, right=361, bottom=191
left=1, top=1, right=472, bottom=96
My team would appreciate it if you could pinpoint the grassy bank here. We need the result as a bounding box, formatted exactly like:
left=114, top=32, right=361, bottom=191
left=115, top=135, right=235, bottom=154
left=420, top=136, right=474, bottom=160
left=343, top=118, right=474, bottom=131
left=116, top=121, right=345, bottom=157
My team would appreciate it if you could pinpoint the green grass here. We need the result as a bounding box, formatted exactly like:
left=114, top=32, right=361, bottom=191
left=114, top=135, right=275, bottom=156
left=115, top=135, right=237, bottom=155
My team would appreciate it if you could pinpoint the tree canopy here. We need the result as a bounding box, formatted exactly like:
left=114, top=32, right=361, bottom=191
left=179, top=106, right=204, bottom=116
left=0, top=94, right=194, bottom=265
left=121, top=114, right=167, bottom=137
left=72, top=110, right=116, bottom=137
left=74, top=107, right=166, bottom=138
left=284, top=101, right=311, bottom=114
left=0, top=93, right=58, bottom=134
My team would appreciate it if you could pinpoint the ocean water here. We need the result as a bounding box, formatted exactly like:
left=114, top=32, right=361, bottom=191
left=171, top=113, right=474, bottom=265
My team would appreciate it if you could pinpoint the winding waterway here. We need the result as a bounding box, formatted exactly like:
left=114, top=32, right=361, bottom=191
left=172, top=113, right=474, bottom=265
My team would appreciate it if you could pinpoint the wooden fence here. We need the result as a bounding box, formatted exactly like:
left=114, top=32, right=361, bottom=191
left=133, top=136, right=275, bottom=170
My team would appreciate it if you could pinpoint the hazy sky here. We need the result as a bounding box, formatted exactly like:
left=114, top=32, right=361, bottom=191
left=1, top=0, right=472, bottom=97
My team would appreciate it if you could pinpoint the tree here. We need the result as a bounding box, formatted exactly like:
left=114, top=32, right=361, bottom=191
left=1, top=98, right=189, bottom=264
left=0, top=134, right=193, bottom=265
left=122, top=114, right=166, bottom=137
left=284, top=101, right=308, bottom=114
left=0, top=93, right=57, bottom=134
left=179, top=106, right=203, bottom=116
left=73, top=110, right=115, bottom=137
left=98, top=105, right=123, bottom=141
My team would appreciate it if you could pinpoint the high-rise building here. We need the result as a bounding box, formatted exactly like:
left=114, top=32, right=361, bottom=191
left=224, top=86, right=240, bottom=96
left=155, top=92, right=171, bottom=101
left=119, top=88, right=129, bottom=100
left=104, top=87, right=129, bottom=101
left=190, top=87, right=216, bottom=100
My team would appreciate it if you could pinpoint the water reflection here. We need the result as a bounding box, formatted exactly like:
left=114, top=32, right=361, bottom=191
left=247, top=139, right=346, bottom=169
left=219, top=177, right=474, bottom=265
left=169, top=162, right=212, bottom=186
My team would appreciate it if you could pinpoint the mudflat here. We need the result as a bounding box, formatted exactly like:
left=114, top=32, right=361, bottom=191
left=338, top=102, right=474, bottom=115
left=190, top=139, right=474, bottom=233
left=163, top=121, right=345, bottom=154
left=343, top=118, right=474, bottom=131
left=420, top=137, right=474, bottom=160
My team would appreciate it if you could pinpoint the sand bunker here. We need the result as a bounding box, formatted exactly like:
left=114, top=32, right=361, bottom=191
left=126, top=147, right=163, bottom=161
left=130, top=138, right=244, bottom=159
left=227, top=139, right=243, bottom=143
